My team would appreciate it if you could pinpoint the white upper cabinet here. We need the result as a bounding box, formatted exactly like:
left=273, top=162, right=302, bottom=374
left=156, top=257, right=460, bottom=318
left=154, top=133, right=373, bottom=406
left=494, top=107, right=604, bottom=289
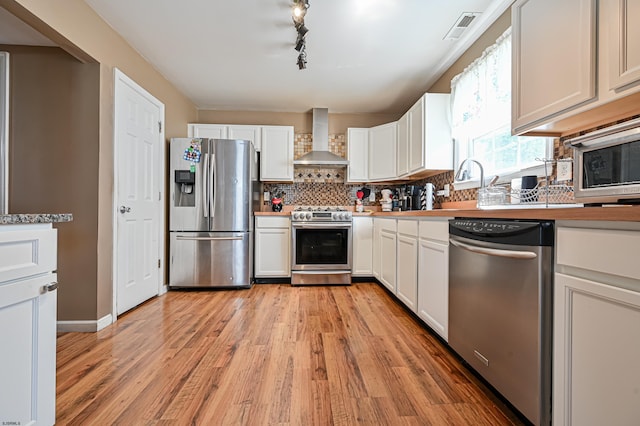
left=228, top=125, right=262, bottom=151
left=189, top=123, right=293, bottom=181
left=607, top=0, right=640, bottom=91
left=188, top=124, right=262, bottom=151
left=347, top=128, right=370, bottom=182
left=409, top=93, right=452, bottom=174
left=369, top=122, right=397, bottom=181
left=397, top=113, right=410, bottom=177
left=512, top=0, right=597, bottom=135
left=260, top=125, right=294, bottom=182
left=188, top=123, right=228, bottom=139
left=512, top=0, right=640, bottom=135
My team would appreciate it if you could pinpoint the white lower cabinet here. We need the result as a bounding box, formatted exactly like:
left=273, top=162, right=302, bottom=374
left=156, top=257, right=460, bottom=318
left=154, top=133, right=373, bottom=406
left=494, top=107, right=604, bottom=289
left=375, top=218, right=397, bottom=293
left=352, top=217, right=373, bottom=276
left=0, top=225, right=58, bottom=425
left=372, top=218, right=381, bottom=279
left=396, top=220, right=418, bottom=312
left=417, top=218, right=450, bottom=341
left=554, top=224, right=640, bottom=425
left=254, top=216, right=291, bottom=278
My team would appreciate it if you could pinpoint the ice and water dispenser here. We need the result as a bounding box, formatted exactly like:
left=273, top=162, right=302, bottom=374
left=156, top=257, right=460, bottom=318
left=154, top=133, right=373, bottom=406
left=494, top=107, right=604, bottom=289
left=174, top=169, right=196, bottom=207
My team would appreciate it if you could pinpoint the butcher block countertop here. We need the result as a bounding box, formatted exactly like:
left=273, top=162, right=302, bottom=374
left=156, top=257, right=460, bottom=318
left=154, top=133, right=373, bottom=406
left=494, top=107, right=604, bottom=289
left=255, top=205, right=640, bottom=222
left=0, top=213, right=73, bottom=225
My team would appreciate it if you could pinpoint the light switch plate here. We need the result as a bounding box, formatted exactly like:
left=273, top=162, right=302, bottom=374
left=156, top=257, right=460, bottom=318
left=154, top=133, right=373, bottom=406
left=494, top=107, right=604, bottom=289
left=557, top=161, right=572, bottom=181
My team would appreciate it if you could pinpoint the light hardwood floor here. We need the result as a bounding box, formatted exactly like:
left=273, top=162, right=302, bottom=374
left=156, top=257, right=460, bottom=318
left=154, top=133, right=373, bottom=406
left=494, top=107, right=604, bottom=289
left=56, top=283, right=524, bottom=425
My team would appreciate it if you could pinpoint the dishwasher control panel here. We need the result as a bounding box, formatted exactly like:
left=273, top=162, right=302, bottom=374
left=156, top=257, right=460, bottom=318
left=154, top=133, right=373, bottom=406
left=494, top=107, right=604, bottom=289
left=449, top=219, right=555, bottom=246
left=450, top=219, right=537, bottom=235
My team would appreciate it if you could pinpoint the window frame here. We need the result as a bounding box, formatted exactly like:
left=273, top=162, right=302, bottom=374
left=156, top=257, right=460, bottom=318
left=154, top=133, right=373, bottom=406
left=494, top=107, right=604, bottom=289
left=450, top=28, right=554, bottom=190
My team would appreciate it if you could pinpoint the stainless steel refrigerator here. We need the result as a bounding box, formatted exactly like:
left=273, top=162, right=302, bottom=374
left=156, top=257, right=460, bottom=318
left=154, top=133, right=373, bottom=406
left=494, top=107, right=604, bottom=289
left=169, top=138, right=259, bottom=288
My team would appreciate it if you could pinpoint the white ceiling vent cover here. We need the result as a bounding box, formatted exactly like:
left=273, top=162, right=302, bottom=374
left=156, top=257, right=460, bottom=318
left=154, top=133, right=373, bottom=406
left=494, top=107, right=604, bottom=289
left=443, top=12, right=481, bottom=40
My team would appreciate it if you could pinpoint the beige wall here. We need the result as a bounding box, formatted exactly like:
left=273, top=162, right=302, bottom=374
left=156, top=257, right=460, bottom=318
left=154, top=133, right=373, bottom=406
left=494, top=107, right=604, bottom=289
left=5, top=45, right=100, bottom=320
left=197, top=110, right=402, bottom=135
left=3, top=0, right=198, bottom=322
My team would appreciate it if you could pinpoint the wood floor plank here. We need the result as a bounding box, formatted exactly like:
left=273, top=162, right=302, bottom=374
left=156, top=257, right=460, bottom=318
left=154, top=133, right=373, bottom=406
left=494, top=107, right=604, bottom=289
left=56, top=283, right=524, bottom=425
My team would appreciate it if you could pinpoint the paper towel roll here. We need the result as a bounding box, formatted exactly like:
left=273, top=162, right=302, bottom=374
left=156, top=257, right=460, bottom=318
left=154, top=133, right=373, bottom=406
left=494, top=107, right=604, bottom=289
left=510, top=178, right=521, bottom=204
left=424, top=183, right=434, bottom=210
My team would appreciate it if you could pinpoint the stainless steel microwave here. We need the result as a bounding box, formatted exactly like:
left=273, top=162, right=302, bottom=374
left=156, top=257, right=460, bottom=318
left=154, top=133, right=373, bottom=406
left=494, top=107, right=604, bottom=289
left=567, top=117, right=640, bottom=205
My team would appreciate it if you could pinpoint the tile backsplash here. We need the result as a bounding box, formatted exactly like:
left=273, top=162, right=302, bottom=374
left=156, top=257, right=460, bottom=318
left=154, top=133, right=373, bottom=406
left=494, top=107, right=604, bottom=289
left=263, top=117, right=638, bottom=208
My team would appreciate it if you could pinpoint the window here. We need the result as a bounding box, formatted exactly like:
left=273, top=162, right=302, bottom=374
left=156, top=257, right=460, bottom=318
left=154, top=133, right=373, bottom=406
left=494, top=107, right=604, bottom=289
left=451, top=28, right=551, bottom=188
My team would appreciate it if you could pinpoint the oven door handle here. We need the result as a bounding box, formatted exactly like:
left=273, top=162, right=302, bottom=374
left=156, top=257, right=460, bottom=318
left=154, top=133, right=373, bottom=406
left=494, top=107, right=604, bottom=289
left=292, top=223, right=352, bottom=229
left=449, top=238, right=537, bottom=260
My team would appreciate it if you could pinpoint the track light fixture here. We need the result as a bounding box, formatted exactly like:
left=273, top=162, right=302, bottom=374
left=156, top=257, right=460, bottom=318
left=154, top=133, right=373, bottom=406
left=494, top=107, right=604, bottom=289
left=292, top=0, right=309, bottom=70
left=295, top=34, right=305, bottom=52
left=292, top=0, right=309, bottom=24
left=297, top=50, right=307, bottom=70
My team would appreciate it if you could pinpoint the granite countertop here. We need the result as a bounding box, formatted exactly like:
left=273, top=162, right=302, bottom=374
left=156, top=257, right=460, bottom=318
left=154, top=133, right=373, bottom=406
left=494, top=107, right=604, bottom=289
left=0, top=213, right=73, bottom=225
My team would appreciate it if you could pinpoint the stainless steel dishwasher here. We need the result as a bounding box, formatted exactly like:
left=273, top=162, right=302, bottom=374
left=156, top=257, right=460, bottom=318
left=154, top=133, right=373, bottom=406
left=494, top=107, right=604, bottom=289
left=448, top=219, right=553, bottom=426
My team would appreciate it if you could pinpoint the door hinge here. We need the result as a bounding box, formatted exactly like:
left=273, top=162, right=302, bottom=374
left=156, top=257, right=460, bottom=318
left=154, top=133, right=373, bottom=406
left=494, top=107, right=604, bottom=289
left=158, top=259, right=161, bottom=269
left=158, top=121, right=162, bottom=133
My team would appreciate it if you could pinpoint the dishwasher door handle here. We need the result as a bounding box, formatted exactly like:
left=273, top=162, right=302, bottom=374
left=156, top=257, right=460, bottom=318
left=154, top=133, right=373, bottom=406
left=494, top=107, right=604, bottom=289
left=449, top=238, right=538, bottom=259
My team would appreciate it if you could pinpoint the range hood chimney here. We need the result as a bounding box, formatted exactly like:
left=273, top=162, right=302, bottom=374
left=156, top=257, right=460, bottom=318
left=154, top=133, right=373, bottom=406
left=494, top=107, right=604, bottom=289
left=293, top=108, right=349, bottom=167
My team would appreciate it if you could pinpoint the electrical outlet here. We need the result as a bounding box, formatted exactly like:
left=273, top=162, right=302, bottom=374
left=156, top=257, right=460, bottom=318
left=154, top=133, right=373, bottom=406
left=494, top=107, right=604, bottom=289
left=437, top=185, right=450, bottom=197
left=369, top=192, right=376, bottom=202
left=557, top=161, right=572, bottom=181
left=264, top=191, right=270, bottom=200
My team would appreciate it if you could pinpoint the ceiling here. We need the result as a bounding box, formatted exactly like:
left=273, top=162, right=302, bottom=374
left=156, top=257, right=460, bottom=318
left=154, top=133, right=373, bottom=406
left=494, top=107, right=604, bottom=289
left=2, top=1, right=512, bottom=114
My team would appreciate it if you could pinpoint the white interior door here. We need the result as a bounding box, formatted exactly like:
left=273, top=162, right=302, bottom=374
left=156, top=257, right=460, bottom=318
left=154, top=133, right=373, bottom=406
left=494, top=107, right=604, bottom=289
left=114, top=69, right=164, bottom=316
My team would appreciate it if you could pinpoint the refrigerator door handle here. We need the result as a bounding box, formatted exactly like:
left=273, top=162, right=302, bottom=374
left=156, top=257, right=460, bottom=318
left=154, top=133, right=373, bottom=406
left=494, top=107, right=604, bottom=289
left=210, top=153, right=216, bottom=217
left=175, top=235, right=244, bottom=241
left=202, top=154, right=209, bottom=218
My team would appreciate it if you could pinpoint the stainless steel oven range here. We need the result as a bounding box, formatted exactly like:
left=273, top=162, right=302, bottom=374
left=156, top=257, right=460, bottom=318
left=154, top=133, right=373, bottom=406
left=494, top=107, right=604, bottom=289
left=291, top=206, right=352, bottom=285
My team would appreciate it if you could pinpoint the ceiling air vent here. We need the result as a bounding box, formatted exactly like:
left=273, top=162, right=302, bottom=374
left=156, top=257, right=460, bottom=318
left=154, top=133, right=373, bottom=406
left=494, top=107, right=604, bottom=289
left=443, top=12, right=481, bottom=40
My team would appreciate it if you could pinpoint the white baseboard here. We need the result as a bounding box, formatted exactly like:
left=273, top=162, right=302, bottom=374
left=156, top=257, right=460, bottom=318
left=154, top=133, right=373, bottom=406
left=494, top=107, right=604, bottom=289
left=57, top=314, right=113, bottom=333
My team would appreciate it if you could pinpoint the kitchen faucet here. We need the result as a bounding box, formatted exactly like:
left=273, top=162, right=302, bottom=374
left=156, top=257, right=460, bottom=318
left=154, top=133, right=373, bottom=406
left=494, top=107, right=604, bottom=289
left=455, top=158, right=485, bottom=188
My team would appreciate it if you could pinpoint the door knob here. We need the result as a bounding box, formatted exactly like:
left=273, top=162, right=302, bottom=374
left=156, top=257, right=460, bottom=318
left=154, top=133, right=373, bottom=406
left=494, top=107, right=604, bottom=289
left=119, top=205, right=131, bottom=213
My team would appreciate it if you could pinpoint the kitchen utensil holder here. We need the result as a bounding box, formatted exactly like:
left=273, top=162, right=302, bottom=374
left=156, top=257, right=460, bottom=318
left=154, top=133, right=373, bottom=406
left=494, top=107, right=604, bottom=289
left=509, top=158, right=575, bottom=206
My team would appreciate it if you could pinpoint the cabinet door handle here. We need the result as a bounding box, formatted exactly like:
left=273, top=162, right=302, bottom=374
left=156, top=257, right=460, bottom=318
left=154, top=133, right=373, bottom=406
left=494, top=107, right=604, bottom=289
left=41, top=282, right=59, bottom=294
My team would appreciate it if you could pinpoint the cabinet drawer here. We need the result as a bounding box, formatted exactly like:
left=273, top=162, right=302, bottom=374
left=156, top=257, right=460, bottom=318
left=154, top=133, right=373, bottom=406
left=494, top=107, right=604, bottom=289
left=255, top=216, right=290, bottom=228
left=419, top=219, right=450, bottom=242
left=557, top=227, right=640, bottom=280
left=397, top=219, right=418, bottom=237
left=0, top=228, right=57, bottom=283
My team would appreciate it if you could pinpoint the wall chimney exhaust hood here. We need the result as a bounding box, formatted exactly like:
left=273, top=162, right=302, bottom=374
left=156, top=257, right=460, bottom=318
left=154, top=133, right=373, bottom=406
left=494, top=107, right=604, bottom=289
left=293, top=108, right=349, bottom=167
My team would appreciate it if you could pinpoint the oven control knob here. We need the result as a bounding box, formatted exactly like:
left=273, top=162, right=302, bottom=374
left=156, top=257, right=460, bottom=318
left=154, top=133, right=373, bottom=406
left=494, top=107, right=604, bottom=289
left=305, top=213, right=312, bottom=220
left=293, top=213, right=299, bottom=220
